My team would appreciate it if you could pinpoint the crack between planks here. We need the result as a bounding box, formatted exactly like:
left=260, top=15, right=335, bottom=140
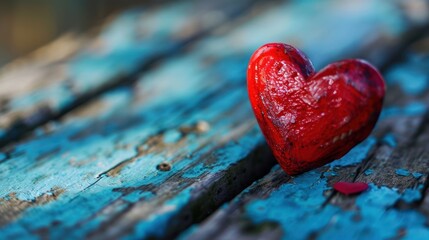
left=82, top=121, right=264, bottom=239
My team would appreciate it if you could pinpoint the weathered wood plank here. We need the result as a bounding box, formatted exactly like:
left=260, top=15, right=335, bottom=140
left=0, top=0, right=256, bottom=147
left=182, top=33, right=429, bottom=240
left=0, top=0, right=426, bottom=239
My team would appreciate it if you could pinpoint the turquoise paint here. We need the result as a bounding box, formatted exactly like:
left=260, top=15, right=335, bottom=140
left=364, top=169, right=374, bottom=176
left=245, top=170, right=429, bottom=240
left=163, top=129, right=182, bottom=144
left=329, top=137, right=376, bottom=168
left=380, top=102, right=427, bottom=120
left=123, top=191, right=154, bottom=203
left=396, top=169, right=410, bottom=177
left=323, top=171, right=337, bottom=177
left=0, top=152, right=6, bottom=162
left=0, top=0, right=207, bottom=137
left=412, top=172, right=423, bottom=179
left=182, top=127, right=265, bottom=179
left=124, top=188, right=193, bottom=240
left=386, top=60, right=429, bottom=95
left=0, top=0, right=420, bottom=238
left=382, top=133, right=397, bottom=147
left=402, top=188, right=422, bottom=203
left=320, top=185, right=429, bottom=240
left=0, top=64, right=258, bottom=238
left=246, top=170, right=336, bottom=240
left=177, top=225, right=198, bottom=240
left=182, top=162, right=205, bottom=179
left=199, top=0, right=404, bottom=69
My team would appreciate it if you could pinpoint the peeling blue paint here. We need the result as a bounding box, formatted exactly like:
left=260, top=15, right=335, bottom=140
left=246, top=170, right=334, bottom=240
left=123, top=191, right=154, bottom=203
left=386, top=62, right=429, bottom=95
left=124, top=188, right=193, bottom=240
left=364, top=169, right=374, bottom=176
left=412, top=172, right=423, bottom=179
left=0, top=0, right=216, bottom=138
left=163, top=129, right=182, bottom=144
left=329, top=137, right=376, bottom=168
left=0, top=0, right=423, bottom=238
left=0, top=152, right=6, bottom=162
left=245, top=170, right=429, bottom=240
left=323, top=171, right=337, bottom=177
left=396, top=169, right=410, bottom=177
left=401, top=188, right=422, bottom=203
left=382, top=133, right=397, bottom=147
left=182, top=127, right=265, bottom=179
left=380, top=102, right=427, bottom=120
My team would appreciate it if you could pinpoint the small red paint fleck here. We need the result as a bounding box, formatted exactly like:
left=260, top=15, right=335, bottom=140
left=333, top=182, right=369, bottom=195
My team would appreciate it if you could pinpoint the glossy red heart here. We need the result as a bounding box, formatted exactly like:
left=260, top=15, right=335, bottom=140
left=333, top=182, right=369, bottom=195
left=247, top=43, right=385, bottom=175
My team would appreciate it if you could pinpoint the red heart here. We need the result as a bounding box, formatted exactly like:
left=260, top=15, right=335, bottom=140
left=333, top=182, right=369, bottom=195
left=247, top=43, right=385, bottom=175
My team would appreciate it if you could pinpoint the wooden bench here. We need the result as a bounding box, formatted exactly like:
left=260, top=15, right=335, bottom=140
left=1, top=0, right=429, bottom=239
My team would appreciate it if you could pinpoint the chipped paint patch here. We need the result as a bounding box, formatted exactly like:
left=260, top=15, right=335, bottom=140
left=401, top=188, right=422, bottom=203
left=382, top=133, right=397, bottom=147
left=329, top=137, right=376, bottom=168
left=123, top=191, right=154, bottom=203
left=245, top=171, right=429, bottom=240
left=323, top=171, right=337, bottom=177
left=163, top=129, right=182, bottom=144
left=386, top=61, right=429, bottom=95
left=364, top=169, right=374, bottom=176
left=182, top=126, right=264, bottom=179
left=0, top=187, right=65, bottom=227
left=245, top=170, right=334, bottom=240
left=396, top=169, right=410, bottom=177
left=124, top=188, right=193, bottom=239
left=412, top=172, right=423, bottom=179
left=380, top=102, right=427, bottom=120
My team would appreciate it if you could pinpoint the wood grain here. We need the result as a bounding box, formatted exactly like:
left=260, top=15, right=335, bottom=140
left=0, top=0, right=427, bottom=239
left=183, top=33, right=429, bottom=240
left=0, top=0, right=257, bottom=147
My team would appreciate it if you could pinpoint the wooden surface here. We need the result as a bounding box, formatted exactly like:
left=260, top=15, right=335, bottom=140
left=1, top=0, right=429, bottom=239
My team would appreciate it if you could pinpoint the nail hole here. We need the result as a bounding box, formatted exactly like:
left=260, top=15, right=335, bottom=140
left=157, top=162, right=172, bottom=171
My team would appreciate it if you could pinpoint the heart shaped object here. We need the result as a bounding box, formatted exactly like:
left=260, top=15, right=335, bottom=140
left=247, top=43, right=385, bottom=175
left=333, top=182, right=369, bottom=195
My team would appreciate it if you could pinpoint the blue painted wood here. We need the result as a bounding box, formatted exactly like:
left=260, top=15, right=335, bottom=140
left=182, top=46, right=429, bottom=240
left=0, top=0, right=256, bottom=146
left=0, top=0, right=426, bottom=239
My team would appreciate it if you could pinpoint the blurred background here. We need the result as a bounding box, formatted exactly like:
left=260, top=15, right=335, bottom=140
left=0, top=0, right=163, bottom=66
